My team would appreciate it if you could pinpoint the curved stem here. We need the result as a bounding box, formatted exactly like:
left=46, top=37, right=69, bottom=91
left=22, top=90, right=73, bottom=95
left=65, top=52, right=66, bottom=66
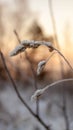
left=0, top=50, right=50, bottom=130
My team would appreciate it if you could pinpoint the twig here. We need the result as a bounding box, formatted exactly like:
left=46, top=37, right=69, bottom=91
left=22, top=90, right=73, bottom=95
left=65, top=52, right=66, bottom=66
left=0, top=50, right=50, bottom=130
left=31, top=78, right=73, bottom=100
left=0, top=51, right=35, bottom=116
left=43, top=78, right=73, bottom=92
left=54, top=48, right=73, bottom=72
left=48, top=0, right=65, bottom=76
left=25, top=51, right=39, bottom=115
left=14, top=30, right=21, bottom=43
left=45, top=51, right=57, bottom=63
left=14, top=30, right=39, bottom=116
left=48, top=0, right=60, bottom=49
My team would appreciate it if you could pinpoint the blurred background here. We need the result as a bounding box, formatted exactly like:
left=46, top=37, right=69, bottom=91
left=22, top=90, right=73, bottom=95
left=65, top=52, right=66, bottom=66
left=0, top=0, right=73, bottom=130
left=0, top=0, right=73, bottom=81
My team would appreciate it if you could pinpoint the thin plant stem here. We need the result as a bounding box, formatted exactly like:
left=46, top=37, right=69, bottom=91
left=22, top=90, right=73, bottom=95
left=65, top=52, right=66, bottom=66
left=48, top=1, right=70, bottom=129
left=45, top=51, right=57, bottom=63
left=48, top=0, right=64, bottom=77
left=14, top=30, right=39, bottom=115
left=43, top=78, right=73, bottom=92
left=0, top=50, right=50, bottom=130
left=48, top=0, right=60, bottom=49
left=54, top=48, right=73, bottom=72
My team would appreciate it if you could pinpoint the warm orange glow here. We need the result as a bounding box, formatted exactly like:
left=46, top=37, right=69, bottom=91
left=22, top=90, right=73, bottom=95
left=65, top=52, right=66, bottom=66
left=0, top=0, right=73, bottom=81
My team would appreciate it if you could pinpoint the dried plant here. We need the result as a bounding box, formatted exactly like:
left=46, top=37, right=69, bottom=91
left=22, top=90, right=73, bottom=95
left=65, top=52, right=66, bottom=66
left=9, top=39, right=73, bottom=72
left=0, top=50, right=50, bottom=130
left=37, top=60, right=46, bottom=76
left=13, top=30, right=39, bottom=116
left=31, top=89, right=45, bottom=101
left=31, top=78, right=73, bottom=101
left=0, top=35, right=73, bottom=130
left=9, top=40, right=53, bottom=57
left=9, top=38, right=73, bottom=130
left=48, top=1, right=71, bottom=129
left=9, top=44, right=25, bottom=56
left=37, top=51, right=56, bottom=75
left=0, top=1, right=72, bottom=129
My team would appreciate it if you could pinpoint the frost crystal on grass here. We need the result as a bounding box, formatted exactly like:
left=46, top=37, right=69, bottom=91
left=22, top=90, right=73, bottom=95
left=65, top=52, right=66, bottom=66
left=9, top=40, right=53, bottom=57
left=21, top=40, right=42, bottom=48
left=31, top=89, right=44, bottom=101
left=9, top=44, right=25, bottom=56
left=21, top=40, right=53, bottom=48
left=37, top=60, right=46, bottom=75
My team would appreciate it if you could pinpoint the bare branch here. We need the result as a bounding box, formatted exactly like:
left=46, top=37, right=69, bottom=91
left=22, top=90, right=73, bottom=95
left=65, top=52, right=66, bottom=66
left=0, top=50, right=50, bottom=130
left=0, top=50, right=35, bottom=116
left=25, top=51, right=39, bottom=115
left=13, top=30, right=39, bottom=116
left=14, top=30, right=21, bottom=43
